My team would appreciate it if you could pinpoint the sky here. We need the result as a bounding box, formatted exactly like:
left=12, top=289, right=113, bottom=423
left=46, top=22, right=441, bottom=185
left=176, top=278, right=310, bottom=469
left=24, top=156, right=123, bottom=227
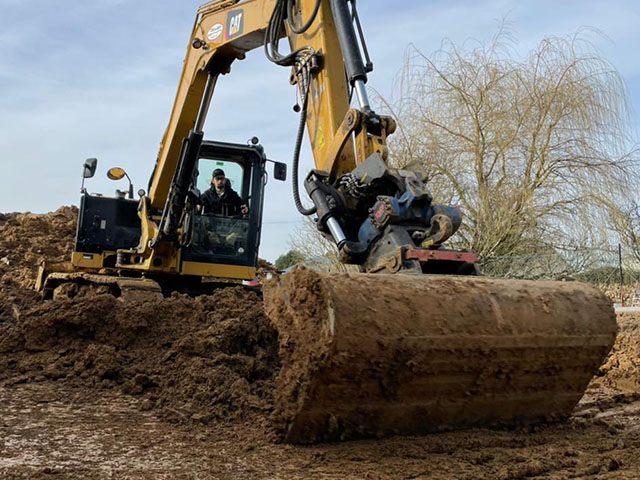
left=1, top=0, right=639, bottom=261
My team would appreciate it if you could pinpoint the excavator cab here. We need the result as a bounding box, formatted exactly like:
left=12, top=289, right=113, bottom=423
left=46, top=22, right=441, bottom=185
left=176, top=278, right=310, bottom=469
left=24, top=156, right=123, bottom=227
left=183, top=140, right=275, bottom=270
left=38, top=139, right=286, bottom=298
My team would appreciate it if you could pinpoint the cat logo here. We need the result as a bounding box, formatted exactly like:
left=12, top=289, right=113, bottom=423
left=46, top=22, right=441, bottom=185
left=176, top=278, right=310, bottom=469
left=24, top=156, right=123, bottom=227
left=226, top=10, right=244, bottom=40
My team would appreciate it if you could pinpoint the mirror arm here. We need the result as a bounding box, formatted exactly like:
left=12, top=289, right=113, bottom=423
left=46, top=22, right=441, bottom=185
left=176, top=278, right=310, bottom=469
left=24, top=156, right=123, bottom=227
left=81, top=158, right=98, bottom=193
left=123, top=172, right=134, bottom=199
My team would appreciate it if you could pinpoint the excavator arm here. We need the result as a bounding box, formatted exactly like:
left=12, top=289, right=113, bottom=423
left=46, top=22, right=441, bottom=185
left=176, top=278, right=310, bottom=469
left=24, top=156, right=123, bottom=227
left=149, top=0, right=355, bottom=209
left=148, top=0, right=278, bottom=211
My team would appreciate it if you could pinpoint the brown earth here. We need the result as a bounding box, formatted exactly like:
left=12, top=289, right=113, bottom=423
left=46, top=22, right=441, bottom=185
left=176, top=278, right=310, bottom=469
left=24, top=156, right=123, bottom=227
left=1, top=208, right=640, bottom=478
left=0, top=207, right=77, bottom=289
left=599, top=313, right=640, bottom=394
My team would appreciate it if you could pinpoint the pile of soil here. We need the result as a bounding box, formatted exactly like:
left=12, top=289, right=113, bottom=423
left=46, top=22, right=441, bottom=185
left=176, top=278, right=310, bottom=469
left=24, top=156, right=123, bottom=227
left=598, top=313, right=640, bottom=393
left=2, top=207, right=640, bottom=443
left=0, top=286, right=279, bottom=424
left=0, top=206, right=77, bottom=288
left=0, top=208, right=280, bottom=427
left=4, top=208, right=640, bottom=478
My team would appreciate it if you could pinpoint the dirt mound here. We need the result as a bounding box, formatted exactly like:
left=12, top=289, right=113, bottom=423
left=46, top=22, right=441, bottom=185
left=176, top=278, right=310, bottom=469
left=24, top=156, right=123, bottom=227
left=0, top=207, right=77, bottom=288
left=0, top=207, right=280, bottom=426
left=0, top=285, right=279, bottom=424
left=3, top=206, right=640, bottom=450
left=598, top=313, right=640, bottom=393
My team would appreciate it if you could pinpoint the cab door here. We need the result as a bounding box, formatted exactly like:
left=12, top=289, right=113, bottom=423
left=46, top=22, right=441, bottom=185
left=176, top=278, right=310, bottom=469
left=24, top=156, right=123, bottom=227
left=181, top=141, right=266, bottom=274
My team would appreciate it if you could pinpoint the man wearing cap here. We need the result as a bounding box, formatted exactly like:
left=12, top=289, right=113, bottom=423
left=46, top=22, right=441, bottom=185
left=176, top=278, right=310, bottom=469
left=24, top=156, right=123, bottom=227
left=200, top=168, right=248, bottom=216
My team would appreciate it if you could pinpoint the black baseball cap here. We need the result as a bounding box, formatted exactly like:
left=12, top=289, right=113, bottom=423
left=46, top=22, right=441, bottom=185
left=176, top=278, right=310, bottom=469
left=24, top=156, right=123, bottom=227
left=212, top=168, right=225, bottom=178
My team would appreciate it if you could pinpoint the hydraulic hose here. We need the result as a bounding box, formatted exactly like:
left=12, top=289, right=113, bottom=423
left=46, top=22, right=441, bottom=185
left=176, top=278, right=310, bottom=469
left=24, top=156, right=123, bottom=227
left=287, top=0, right=322, bottom=34
left=264, top=0, right=319, bottom=216
left=292, top=66, right=317, bottom=216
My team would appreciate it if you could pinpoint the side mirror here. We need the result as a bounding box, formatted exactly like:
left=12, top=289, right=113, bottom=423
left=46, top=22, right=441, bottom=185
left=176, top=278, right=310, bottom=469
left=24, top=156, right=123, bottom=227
left=107, top=167, right=126, bottom=180
left=273, top=162, right=287, bottom=181
left=106, top=167, right=134, bottom=199
left=83, top=158, right=97, bottom=179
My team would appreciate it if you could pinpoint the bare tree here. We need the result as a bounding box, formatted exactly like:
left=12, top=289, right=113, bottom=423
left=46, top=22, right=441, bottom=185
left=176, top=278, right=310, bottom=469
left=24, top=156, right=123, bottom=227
left=380, top=28, right=638, bottom=267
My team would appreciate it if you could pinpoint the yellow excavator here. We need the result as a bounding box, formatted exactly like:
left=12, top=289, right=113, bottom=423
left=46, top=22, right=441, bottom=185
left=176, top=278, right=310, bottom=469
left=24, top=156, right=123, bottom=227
left=37, top=0, right=617, bottom=443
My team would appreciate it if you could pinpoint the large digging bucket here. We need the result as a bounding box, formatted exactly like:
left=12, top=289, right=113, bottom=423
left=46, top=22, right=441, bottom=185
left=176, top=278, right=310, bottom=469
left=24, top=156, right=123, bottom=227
left=263, top=267, right=617, bottom=443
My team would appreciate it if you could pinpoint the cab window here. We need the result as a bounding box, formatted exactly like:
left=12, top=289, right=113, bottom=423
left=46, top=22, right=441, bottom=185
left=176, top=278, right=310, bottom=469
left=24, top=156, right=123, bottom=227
left=189, top=215, right=250, bottom=261
left=197, top=158, right=246, bottom=199
left=190, top=157, right=251, bottom=262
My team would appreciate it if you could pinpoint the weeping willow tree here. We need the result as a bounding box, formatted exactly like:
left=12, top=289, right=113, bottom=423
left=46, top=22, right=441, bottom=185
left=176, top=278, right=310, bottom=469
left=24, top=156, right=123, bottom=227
left=289, top=29, right=638, bottom=277
left=382, top=29, right=638, bottom=268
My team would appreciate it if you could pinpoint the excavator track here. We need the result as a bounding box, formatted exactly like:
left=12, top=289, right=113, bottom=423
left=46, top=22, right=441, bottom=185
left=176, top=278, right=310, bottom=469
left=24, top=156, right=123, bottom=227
left=263, top=267, right=617, bottom=443
left=39, top=271, right=163, bottom=301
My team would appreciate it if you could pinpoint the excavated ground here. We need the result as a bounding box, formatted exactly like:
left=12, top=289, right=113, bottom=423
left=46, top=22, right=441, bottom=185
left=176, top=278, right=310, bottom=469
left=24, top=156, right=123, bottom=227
left=1, top=207, right=640, bottom=478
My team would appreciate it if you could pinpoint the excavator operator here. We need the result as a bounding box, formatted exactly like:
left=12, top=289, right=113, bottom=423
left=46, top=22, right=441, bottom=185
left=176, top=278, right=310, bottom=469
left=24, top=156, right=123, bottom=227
left=200, top=168, right=249, bottom=216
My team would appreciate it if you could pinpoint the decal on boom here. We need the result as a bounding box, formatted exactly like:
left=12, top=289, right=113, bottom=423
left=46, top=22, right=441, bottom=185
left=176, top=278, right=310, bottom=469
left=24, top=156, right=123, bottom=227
left=226, top=10, right=244, bottom=40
